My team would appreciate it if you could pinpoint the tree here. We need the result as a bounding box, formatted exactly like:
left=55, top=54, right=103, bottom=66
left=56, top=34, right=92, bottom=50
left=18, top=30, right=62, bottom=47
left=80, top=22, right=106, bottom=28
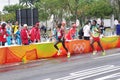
left=2, top=12, right=15, bottom=22
left=34, top=0, right=114, bottom=26
left=2, top=0, right=114, bottom=24
left=2, top=4, right=25, bottom=22
left=112, top=0, right=120, bottom=19
left=3, top=4, right=25, bottom=13
left=90, top=0, right=112, bottom=18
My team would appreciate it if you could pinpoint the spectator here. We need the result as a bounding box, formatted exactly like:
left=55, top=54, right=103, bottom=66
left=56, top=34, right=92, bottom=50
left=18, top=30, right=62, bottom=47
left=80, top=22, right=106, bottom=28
left=12, top=21, right=19, bottom=34
left=0, top=23, right=8, bottom=46
left=66, top=23, right=77, bottom=40
left=6, top=22, right=12, bottom=45
left=114, top=19, right=118, bottom=26
left=116, top=20, right=120, bottom=36
left=114, top=19, right=118, bottom=34
left=12, top=21, right=19, bottom=43
left=83, top=21, right=91, bottom=40
left=15, top=26, right=21, bottom=45
left=20, top=24, right=29, bottom=45
left=41, top=24, right=47, bottom=34
left=78, top=27, right=83, bottom=39
left=99, top=21, right=105, bottom=35
left=52, top=25, right=58, bottom=41
left=30, top=22, right=41, bottom=43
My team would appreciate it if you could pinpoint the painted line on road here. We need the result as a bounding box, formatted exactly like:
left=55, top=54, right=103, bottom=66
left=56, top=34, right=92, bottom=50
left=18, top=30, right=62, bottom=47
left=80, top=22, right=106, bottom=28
left=70, top=65, right=113, bottom=75
left=55, top=65, right=116, bottom=80
left=70, top=66, right=115, bottom=80
left=95, top=72, right=120, bottom=80
left=75, top=66, right=120, bottom=80
left=43, top=78, right=51, bottom=80
left=44, top=65, right=112, bottom=80
left=94, top=52, right=120, bottom=59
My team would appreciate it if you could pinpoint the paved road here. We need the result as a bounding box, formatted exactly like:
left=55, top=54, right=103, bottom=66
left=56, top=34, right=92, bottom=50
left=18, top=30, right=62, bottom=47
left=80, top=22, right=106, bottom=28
left=0, top=48, right=120, bottom=80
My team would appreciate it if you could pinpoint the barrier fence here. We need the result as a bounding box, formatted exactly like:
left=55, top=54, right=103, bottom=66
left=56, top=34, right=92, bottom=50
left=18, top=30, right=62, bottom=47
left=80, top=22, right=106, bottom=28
left=0, top=36, right=120, bottom=64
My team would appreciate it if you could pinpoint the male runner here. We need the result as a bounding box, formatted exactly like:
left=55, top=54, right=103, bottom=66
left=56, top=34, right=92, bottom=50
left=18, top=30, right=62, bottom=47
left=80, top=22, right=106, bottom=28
left=90, top=20, right=106, bottom=56
left=54, top=22, right=70, bottom=58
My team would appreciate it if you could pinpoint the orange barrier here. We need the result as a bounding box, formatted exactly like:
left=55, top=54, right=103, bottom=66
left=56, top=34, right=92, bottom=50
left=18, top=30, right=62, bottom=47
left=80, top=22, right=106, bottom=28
left=69, top=36, right=119, bottom=54
left=0, top=36, right=120, bottom=64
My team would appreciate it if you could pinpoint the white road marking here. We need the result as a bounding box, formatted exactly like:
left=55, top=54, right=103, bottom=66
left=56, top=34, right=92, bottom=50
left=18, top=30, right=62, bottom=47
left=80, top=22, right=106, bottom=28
left=44, top=53, right=120, bottom=80
left=75, top=66, right=120, bottom=80
left=70, top=65, right=113, bottom=75
left=94, top=52, right=120, bottom=59
left=43, top=78, right=51, bottom=80
left=95, top=72, right=120, bottom=80
left=55, top=65, right=118, bottom=80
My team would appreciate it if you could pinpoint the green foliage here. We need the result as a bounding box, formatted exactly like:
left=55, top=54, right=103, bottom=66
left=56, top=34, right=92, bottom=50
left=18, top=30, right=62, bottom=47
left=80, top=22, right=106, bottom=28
left=89, top=0, right=113, bottom=18
left=3, top=4, right=25, bottom=13
left=76, top=0, right=113, bottom=17
left=2, top=0, right=114, bottom=22
left=112, top=0, right=120, bottom=19
left=2, top=4, right=26, bottom=22
left=2, top=12, right=15, bottom=22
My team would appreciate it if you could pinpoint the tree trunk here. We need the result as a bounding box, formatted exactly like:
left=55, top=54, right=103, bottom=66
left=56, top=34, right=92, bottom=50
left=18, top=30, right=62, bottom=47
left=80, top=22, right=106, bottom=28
left=118, top=0, right=120, bottom=19
left=75, top=0, right=79, bottom=23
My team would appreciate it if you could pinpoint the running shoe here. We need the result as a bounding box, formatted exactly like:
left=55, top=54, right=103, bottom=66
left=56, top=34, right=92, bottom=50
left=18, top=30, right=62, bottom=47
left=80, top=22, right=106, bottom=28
left=57, top=50, right=61, bottom=56
left=67, top=52, right=71, bottom=58
left=93, top=51, right=97, bottom=55
left=102, top=51, right=106, bottom=56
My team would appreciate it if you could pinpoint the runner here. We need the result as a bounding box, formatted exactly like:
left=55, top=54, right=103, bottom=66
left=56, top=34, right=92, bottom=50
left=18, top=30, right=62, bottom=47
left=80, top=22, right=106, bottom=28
left=54, top=22, right=70, bottom=58
left=90, top=20, right=106, bottom=56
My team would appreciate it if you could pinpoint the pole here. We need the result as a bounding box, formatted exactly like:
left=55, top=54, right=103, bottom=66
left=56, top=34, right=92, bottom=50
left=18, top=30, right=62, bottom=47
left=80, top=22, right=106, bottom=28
left=19, top=9, right=21, bottom=29
left=8, top=0, right=10, bottom=5
left=0, top=11, right=1, bottom=21
left=31, top=8, right=33, bottom=26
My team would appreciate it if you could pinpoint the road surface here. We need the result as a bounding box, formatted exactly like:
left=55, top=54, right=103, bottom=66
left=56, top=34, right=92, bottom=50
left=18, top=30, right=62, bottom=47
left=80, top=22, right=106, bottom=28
left=0, top=48, right=120, bottom=80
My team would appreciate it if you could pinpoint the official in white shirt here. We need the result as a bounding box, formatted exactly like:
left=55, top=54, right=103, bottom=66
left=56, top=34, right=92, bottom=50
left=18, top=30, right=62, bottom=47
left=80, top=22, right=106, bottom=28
left=83, top=21, right=91, bottom=40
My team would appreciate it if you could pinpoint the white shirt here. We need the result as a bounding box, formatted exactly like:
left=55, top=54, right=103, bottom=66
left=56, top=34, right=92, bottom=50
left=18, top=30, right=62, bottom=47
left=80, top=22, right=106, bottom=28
left=83, top=24, right=90, bottom=37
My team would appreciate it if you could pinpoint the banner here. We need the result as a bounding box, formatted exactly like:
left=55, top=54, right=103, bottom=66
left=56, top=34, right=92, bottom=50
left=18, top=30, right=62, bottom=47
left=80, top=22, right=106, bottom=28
left=0, top=36, right=120, bottom=64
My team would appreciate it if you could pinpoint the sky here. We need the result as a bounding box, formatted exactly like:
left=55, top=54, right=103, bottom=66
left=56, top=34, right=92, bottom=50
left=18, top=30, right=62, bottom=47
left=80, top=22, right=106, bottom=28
left=0, top=0, right=19, bottom=11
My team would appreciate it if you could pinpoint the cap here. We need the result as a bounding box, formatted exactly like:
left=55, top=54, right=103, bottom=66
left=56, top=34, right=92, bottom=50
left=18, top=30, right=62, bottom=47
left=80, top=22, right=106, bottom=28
left=23, top=24, right=28, bottom=27
left=1, top=22, right=6, bottom=25
left=1, top=22, right=6, bottom=27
